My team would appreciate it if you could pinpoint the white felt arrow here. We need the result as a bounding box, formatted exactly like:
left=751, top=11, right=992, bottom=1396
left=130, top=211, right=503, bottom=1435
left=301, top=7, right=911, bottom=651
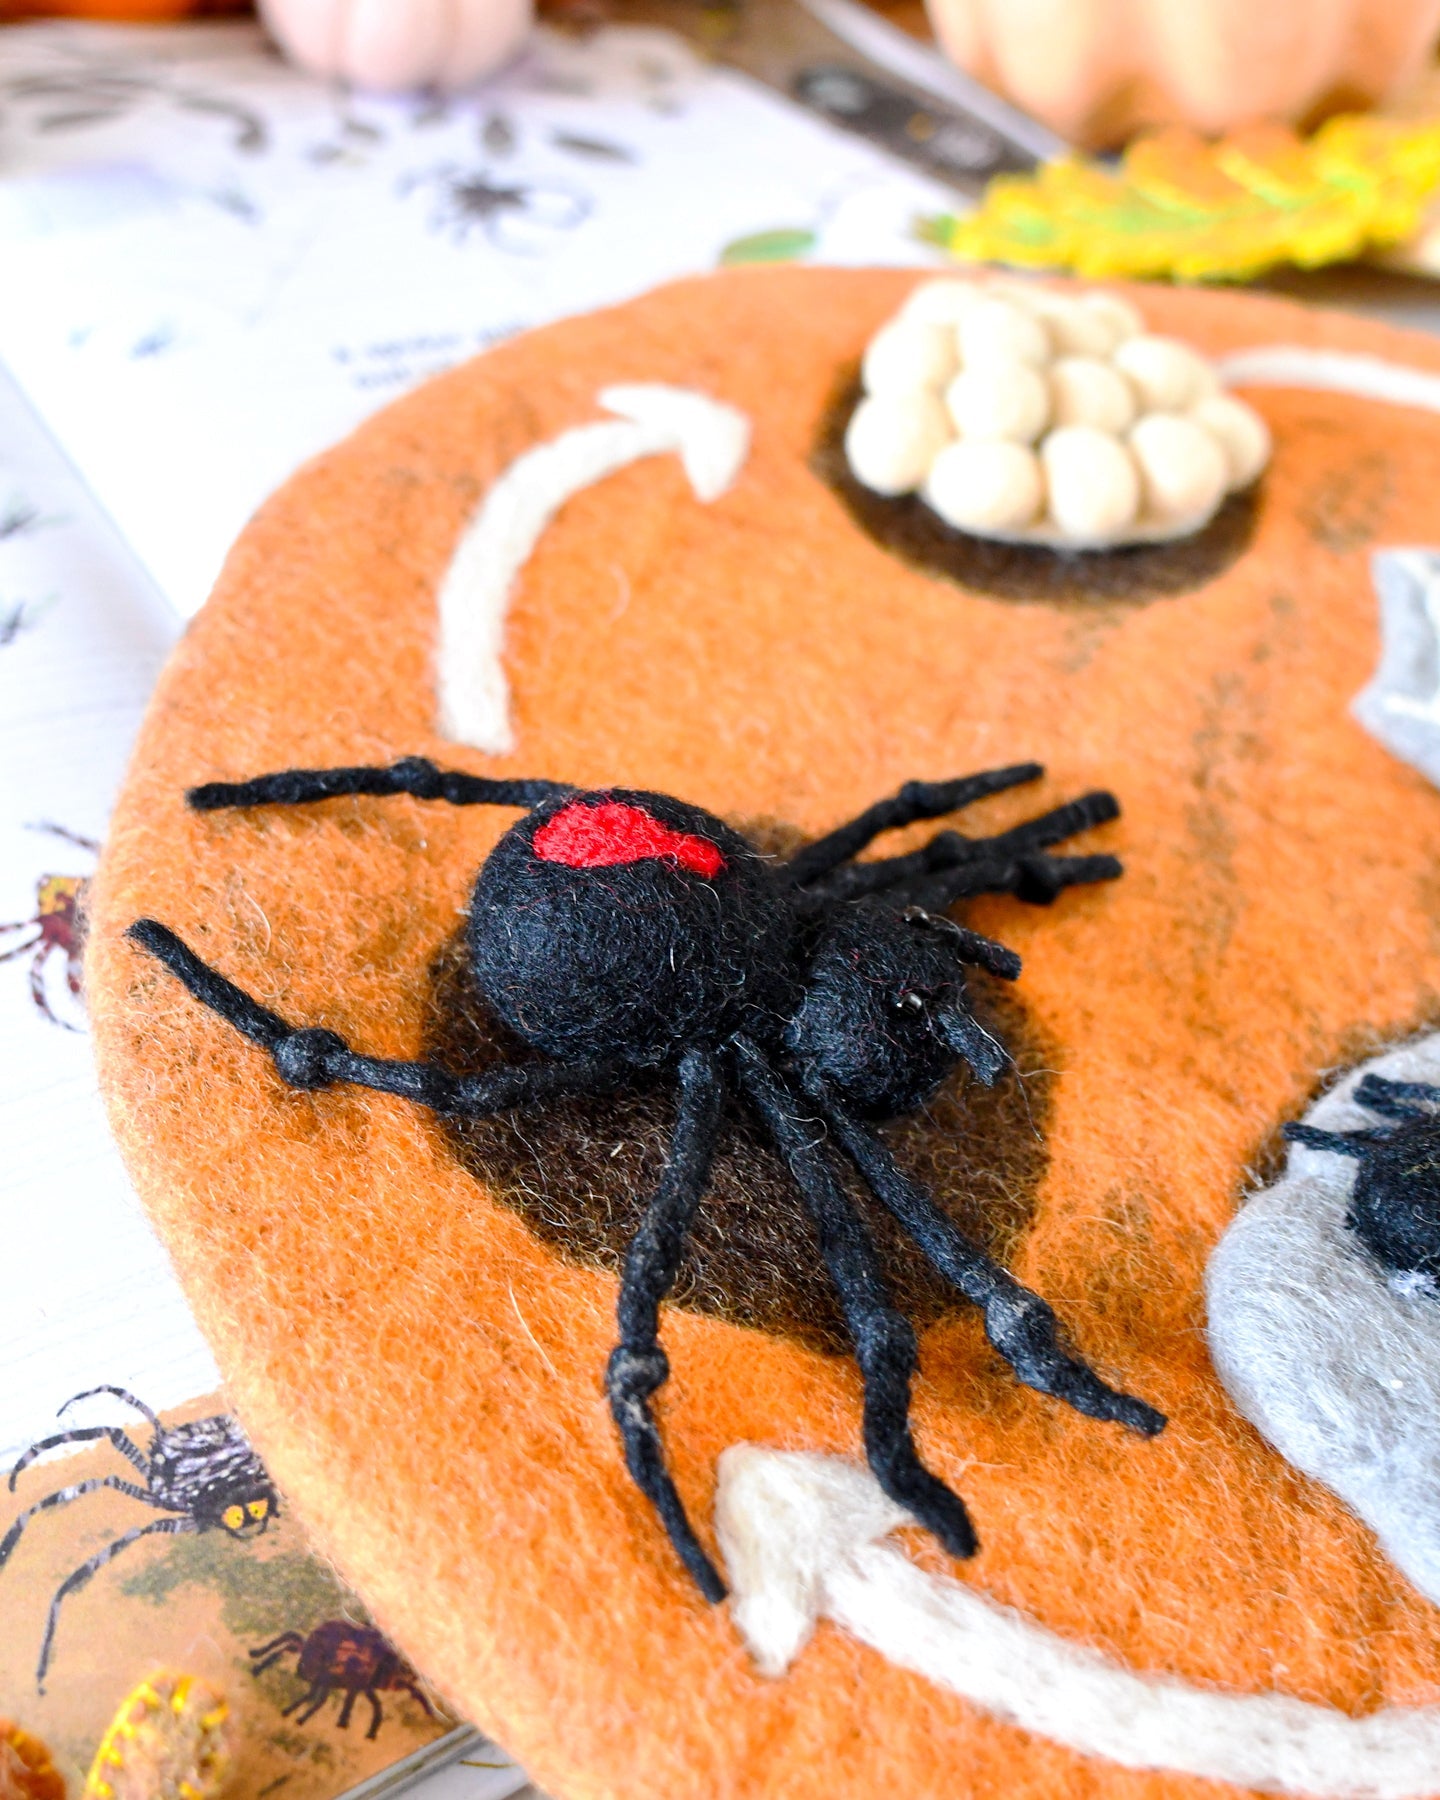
left=1216, top=347, right=1440, bottom=414
left=435, top=384, right=751, bottom=754
left=715, top=1445, right=1440, bottom=1799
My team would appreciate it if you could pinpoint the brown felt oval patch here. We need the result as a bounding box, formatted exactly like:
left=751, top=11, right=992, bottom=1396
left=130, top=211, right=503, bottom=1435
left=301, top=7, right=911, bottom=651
left=813, top=373, right=1262, bottom=604
left=425, top=927, right=1051, bottom=1356
left=87, top=268, right=1440, bottom=1800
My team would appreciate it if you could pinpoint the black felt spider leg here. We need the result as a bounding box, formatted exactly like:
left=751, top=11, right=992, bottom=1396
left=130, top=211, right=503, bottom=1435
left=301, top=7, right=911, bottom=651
left=36, top=1515, right=195, bottom=1691
left=784, top=764, right=1045, bottom=888
left=129, top=920, right=624, bottom=1113
left=733, top=1038, right=978, bottom=1561
left=606, top=1048, right=728, bottom=1602
left=814, top=1085, right=1166, bottom=1436
left=187, top=756, right=571, bottom=814
left=909, top=792, right=1123, bottom=908
left=803, top=792, right=1121, bottom=908
left=1354, top=1074, right=1440, bottom=1118
left=905, top=852, right=1124, bottom=914
left=900, top=909, right=1023, bottom=981
left=1283, top=1123, right=1386, bottom=1156
left=0, top=1476, right=182, bottom=1573
left=979, top=790, right=1121, bottom=854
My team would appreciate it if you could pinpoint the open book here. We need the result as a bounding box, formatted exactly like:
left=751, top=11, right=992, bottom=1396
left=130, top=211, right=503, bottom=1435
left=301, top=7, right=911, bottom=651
left=0, top=15, right=949, bottom=1791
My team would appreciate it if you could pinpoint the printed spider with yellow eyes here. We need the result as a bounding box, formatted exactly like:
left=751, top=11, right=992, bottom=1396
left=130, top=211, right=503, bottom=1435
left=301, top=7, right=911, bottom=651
left=0, top=1385, right=278, bottom=1691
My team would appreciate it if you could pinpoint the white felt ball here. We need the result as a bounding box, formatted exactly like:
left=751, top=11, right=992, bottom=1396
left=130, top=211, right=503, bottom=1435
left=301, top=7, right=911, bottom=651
left=1129, top=413, right=1229, bottom=527
left=1078, top=292, right=1144, bottom=352
left=945, top=360, right=1051, bottom=443
left=1037, top=297, right=1118, bottom=359
left=1189, top=394, right=1272, bottom=490
left=861, top=320, right=958, bottom=396
left=900, top=279, right=986, bottom=327
left=958, top=296, right=1051, bottom=371
left=1113, top=334, right=1217, bottom=412
left=845, top=391, right=953, bottom=496
left=1048, top=356, right=1136, bottom=434
left=1041, top=425, right=1140, bottom=541
left=924, top=439, right=1043, bottom=534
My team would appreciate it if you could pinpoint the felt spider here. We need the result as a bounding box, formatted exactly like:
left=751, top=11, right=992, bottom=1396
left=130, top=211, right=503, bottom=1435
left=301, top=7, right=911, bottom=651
left=129, top=755, right=1165, bottom=1601
left=1287, top=1074, right=1440, bottom=1291
left=250, top=1621, right=439, bottom=1738
left=1, top=1386, right=278, bottom=1690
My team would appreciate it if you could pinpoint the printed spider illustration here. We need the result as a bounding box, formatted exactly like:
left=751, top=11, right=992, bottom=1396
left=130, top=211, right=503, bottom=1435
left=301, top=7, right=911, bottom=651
left=399, top=163, right=590, bottom=254
left=0, top=825, right=98, bottom=1029
left=129, top=755, right=1166, bottom=1600
left=250, top=1621, right=439, bottom=1738
left=1, top=1386, right=278, bottom=1690
left=1287, top=1074, right=1440, bottom=1292
left=0, top=63, right=267, bottom=151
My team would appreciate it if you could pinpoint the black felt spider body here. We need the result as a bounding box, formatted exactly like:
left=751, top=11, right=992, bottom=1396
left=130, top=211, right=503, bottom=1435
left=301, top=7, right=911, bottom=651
left=1287, top=1074, right=1440, bottom=1290
left=1, top=1386, right=277, bottom=1689
left=129, top=755, right=1165, bottom=1601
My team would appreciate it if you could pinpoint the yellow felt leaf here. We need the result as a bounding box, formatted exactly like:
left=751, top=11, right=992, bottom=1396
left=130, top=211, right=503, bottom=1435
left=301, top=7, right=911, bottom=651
left=936, top=112, right=1440, bottom=282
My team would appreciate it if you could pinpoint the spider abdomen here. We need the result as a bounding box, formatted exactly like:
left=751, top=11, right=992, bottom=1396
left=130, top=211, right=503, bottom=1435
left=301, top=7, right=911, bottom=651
left=467, top=789, right=799, bottom=1066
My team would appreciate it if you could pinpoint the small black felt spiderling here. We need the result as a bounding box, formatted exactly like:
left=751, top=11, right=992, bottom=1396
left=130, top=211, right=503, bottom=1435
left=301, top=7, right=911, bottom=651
left=1287, top=1074, right=1440, bottom=1291
left=1, top=1386, right=277, bottom=1690
left=129, top=756, right=1165, bottom=1601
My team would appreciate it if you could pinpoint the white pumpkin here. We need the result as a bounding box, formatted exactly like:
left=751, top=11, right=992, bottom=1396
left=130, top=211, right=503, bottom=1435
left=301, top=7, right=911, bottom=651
left=259, top=0, right=533, bottom=93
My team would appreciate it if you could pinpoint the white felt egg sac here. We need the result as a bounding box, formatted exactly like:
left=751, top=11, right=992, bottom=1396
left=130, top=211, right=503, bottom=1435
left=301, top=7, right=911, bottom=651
left=846, top=277, right=1271, bottom=547
left=1207, top=1032, right=1440, bottom=1608
left=925, top=439, right=1043, bottom=534
left=845, top=392, right=953, bottom=497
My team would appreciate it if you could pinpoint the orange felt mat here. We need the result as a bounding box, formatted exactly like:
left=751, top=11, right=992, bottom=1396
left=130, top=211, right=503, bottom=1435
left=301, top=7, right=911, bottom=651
left=88, top=268, right=1440, bottom=1800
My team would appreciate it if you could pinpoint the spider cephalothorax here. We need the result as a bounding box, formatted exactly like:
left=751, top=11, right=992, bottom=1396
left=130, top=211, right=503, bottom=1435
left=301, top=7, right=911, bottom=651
left=129, top=755, right=1164, bottom=1601
left=1287, top=1073, right=1440, bottom=1291
left=1, top=1386, right=277, bottom=1689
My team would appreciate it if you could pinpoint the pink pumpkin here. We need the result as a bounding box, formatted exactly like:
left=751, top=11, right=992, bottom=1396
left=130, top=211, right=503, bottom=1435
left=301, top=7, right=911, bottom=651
left=259, top=0, right=533, bottom=93
left=925, top=0, right=1440, bottom=149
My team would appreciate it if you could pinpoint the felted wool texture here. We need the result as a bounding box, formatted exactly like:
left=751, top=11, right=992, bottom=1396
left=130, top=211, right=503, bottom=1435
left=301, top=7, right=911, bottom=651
left=86, top=267, right=1440, bottom=1800
left=1353, top=548, right=1440, bottom=788
left=814, top=377, right=1260, bottom=605
left=467, top=789, right=798, bottom=1065
left=1208, top=1031, right=1440, bottom=1612
left=426, top=928, right=1052, bottom=1358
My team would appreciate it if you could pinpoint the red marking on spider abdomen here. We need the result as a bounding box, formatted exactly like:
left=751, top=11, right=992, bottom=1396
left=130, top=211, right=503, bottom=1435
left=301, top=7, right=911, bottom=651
left=533, top=801, right=726, bottom=879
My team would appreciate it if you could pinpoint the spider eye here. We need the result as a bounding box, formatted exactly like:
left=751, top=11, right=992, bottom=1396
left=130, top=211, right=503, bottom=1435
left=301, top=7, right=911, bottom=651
left=222, top=1504, right=245, bottom=1532
left=247, top=1497, right=270, bottom=1521
left=895, top=990, right=925, bottom=1014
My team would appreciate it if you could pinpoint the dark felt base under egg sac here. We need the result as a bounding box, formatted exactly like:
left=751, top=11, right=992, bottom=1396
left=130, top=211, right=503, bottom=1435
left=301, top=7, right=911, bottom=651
left=813, top=376, right=1261, bottom=605
left=423, top=927, right=1053, bottom=1359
